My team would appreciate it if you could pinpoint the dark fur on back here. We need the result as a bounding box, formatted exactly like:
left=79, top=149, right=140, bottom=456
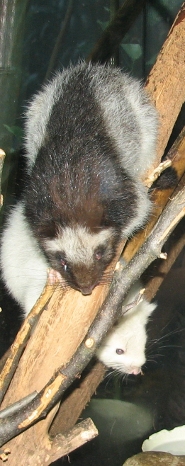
left=24, top=67, right=137, bottom=242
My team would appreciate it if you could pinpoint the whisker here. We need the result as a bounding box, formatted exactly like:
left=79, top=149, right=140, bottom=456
left=147, top=326, right=185, bottom=352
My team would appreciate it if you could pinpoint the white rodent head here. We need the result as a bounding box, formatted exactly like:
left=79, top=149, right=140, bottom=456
left=97, top=294, right=156, bottom=375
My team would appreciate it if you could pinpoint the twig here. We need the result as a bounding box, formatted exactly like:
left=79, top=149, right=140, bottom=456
left=145, top=159, right=172, bottom=188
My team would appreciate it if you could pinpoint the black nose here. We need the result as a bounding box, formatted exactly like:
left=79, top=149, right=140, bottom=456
left=80, top=286, right=94, bottom=296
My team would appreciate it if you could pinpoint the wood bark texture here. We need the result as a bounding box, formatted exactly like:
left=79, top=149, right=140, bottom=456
left=145, top=3, right=185, bottom=164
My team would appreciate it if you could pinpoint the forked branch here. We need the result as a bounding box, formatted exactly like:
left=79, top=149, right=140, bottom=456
left=0, top=182, right=185, bottom=448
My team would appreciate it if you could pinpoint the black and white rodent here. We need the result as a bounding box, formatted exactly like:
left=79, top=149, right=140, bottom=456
left=1, top=62, right=158, bottom=316
left=96, top=282, right=156, bottom=375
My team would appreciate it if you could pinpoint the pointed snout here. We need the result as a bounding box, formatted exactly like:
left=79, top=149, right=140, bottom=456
left=130, top=367, right=141, bottom=375
left=79, top=282, right=98, bottom=295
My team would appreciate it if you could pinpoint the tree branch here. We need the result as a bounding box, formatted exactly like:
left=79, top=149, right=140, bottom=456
left=0, top=280, right=55, bottom=404
left=123, top=126, right=185, bottom=263
left=87, top=0, right=146, bottom=64
left=145, top=2, right=185, bottom=162
left=0, top=182, right=185, bottom=448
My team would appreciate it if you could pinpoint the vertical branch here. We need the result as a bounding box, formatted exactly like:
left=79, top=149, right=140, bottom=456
left=145, top=2, right=185, bottom=162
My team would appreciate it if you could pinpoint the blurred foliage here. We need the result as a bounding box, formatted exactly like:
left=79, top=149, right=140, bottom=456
left=18, top=0, right=184, bottom=108
left=0, top=0, right=184, bottom=197
left=3, top=125, right=24, bottom=144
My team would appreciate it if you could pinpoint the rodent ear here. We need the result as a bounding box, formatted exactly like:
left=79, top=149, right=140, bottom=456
left=146, top=301, right=157, bottom=316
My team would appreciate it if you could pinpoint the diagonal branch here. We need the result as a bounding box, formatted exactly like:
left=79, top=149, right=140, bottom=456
left=87, top=0, right=146, bottom=64
left=0, top=181, right=185, bottom=448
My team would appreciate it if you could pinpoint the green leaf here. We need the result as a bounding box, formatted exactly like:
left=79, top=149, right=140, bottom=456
left=97, top=20, right=109, bottom=31
left=120, top=43, right=142, bottom=61
left=4, top=125, right=23, bottom=141
left=146, top=54, right=158, bottom=66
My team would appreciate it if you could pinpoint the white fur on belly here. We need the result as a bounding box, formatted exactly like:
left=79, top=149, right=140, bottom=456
left=1, top=202, right=48, bottom=316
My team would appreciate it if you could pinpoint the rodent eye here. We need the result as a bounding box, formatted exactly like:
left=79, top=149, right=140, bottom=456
left=116, top=348, right=124, bottom=355
left=95, top=251, right=102, bottom=260
left=60, top=258, right=68, bottom=272
left=94, top=247, right=105, bottom=261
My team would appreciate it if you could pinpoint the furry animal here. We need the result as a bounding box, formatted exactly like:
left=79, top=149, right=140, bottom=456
left=96, top=282, right=156, bottom=375
left=1, top=62, right=158, bottom=316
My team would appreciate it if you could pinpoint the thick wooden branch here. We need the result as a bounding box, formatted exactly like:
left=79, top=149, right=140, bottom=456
left=0, top=280, right=55, bottom=404
left=0, top=182, right=185, bottom=454
left=0, top=417, right=98, bottom=465
left=49, top=361, right=105, bottom=436
left=48, top=418, right=98, bottom=465
left=145, top=2, right=185, bottom=163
